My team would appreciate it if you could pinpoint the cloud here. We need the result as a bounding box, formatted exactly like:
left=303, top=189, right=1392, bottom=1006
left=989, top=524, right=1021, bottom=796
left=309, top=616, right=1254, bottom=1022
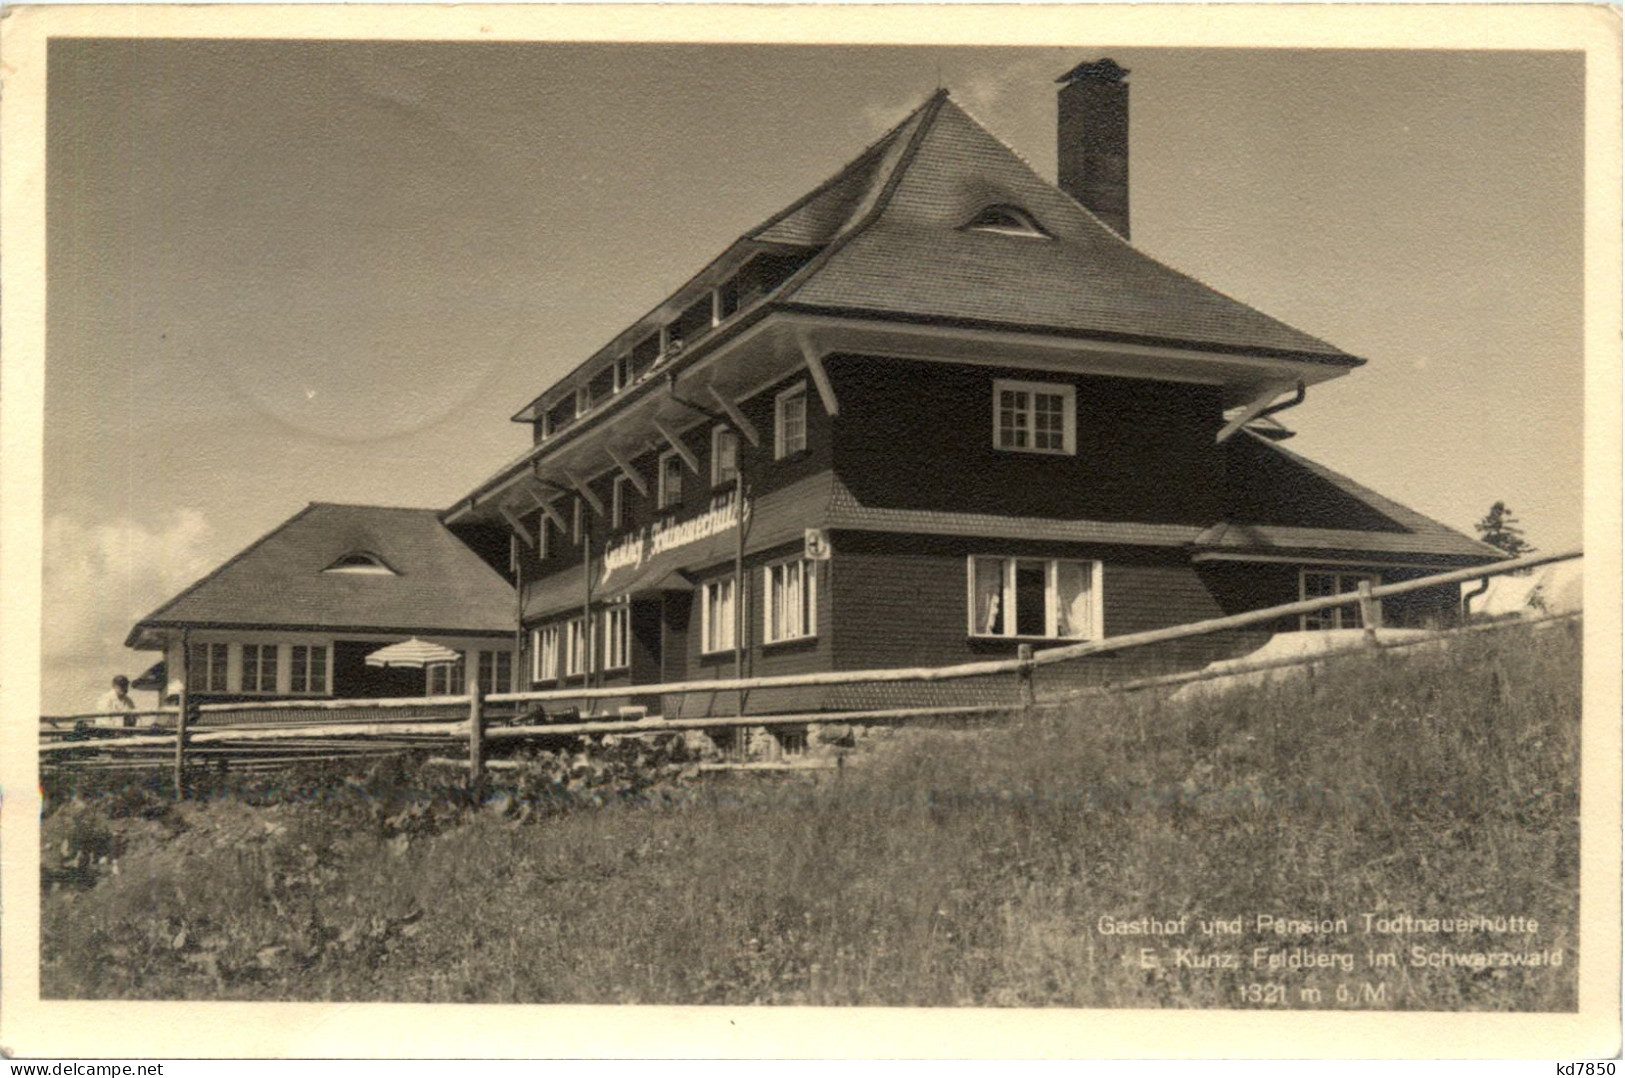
left=858, top=97, right=922, bottom=138
left=42, top=509, right=217, bottom=710
left=856, top=53, right=1063, bottom=143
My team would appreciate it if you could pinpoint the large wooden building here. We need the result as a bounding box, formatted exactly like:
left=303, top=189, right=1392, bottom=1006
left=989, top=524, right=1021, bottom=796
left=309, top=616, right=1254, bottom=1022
left=439, top=63, right=1505, bottom=716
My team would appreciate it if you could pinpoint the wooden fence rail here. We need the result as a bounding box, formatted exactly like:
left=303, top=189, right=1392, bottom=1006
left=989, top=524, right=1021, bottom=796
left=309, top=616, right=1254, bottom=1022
left=41, top=547, right=1580, bottom=797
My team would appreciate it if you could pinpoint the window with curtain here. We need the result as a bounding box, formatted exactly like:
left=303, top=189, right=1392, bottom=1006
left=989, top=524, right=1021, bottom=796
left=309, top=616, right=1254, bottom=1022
left=532, top=626, right=560, bottom=682
left=764, top=559, right=816, bottom=643
left=968, top=557, right=1101, bottom=640
left=565, top=617, right=590, bottom=677
left=603, top=604, right=631, bottom=670
left=701, top=578, right=736, bottom=654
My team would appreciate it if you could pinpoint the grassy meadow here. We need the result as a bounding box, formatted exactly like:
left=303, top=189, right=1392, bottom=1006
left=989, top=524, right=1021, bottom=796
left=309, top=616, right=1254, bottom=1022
left=41, top=619, right=1580, bottom=1008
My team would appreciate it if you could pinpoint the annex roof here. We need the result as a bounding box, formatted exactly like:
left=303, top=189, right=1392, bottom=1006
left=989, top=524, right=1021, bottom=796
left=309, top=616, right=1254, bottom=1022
left=127, top=503, right=516, bottom=647
left=1195, top=434, right=1508, bottom=564
left=520, top=429, right=1498, bottom=625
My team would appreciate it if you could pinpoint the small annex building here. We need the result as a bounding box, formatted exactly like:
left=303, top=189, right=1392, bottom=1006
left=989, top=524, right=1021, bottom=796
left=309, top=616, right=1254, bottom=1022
left=438, top=61, right=1506, bottom=718
left=126, top=503, right=518, bottom=703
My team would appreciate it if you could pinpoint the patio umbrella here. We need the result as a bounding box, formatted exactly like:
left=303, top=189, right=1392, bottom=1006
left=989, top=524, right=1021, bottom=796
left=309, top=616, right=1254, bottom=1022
left=364, top=638, right=462, bottom=669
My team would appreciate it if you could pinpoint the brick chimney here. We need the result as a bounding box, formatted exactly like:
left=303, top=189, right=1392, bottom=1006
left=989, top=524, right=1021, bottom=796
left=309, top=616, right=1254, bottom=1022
left=1056, top=57, right=1130, bottom=240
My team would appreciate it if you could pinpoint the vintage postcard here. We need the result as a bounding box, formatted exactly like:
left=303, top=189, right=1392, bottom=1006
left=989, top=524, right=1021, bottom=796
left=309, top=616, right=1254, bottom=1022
left=1, top=3, right=1619, bottom=1061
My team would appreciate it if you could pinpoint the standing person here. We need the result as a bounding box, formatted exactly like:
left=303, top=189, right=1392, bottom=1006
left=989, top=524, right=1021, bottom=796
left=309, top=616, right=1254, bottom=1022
left=93, top=675, right=139, bottom=728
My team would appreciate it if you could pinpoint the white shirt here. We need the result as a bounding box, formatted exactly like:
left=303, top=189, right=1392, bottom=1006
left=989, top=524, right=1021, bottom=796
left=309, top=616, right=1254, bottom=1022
left=93, top=689, right=137, bottom=727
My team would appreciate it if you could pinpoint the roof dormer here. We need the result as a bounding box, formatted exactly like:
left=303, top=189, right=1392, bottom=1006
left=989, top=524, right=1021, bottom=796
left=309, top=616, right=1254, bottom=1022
left=322, top=550, right=399, bottom=576
left=961, top=204, right=1050, bottom=239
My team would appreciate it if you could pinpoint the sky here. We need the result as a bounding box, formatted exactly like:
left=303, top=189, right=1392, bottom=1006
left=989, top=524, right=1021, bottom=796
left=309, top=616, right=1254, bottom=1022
left=43, top=42, right=1585, bottom=712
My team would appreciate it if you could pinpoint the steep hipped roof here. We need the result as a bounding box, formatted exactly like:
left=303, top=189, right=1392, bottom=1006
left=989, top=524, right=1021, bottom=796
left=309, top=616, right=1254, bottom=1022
left=503, top=88, right=1360, bottom=439
left=127, top=503, right=515, bottom=646
left=777, top=95, right=1357, bottom=361
left=748, top=102, right=932, bottom=247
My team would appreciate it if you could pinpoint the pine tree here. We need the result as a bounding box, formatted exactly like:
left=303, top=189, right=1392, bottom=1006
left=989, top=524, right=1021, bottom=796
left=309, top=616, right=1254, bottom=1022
left=1475, top=501, right=1534, bottom=557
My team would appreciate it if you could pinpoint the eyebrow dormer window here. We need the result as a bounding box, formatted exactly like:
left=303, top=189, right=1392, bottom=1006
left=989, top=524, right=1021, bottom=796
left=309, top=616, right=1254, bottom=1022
left=322, top=551, right=398, bottom=575
left=962, top=204, right=1050, bottom=239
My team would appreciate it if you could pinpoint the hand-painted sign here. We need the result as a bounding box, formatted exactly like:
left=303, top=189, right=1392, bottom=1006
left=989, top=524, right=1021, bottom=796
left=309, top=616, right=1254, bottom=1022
left=600, top=494, right=750, bottom=588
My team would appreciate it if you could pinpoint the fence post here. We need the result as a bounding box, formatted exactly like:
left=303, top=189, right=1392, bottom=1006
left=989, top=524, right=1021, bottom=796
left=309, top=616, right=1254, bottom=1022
left=1017, top=643, right=1036, bottom=721
left=174, top=633, right=190, bottom=800
left=468, top=676, right=485, bottom=796
left=1357, top=580, right=1381, bottom=648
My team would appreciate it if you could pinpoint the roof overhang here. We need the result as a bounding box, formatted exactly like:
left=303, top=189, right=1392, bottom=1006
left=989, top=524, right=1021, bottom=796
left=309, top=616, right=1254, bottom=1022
left=446, top=306, right=1363, bottom=528
left=125, top=621, right=515, bottom=651
left=768, top=309, right=1360, bottom=410
left=1190, top=550, right=1502, bottom=570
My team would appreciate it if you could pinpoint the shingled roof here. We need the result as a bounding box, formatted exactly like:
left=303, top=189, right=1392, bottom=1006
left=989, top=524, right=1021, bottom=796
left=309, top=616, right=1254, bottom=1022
left=127, top=503, right=515, bottom=646
left=505, top=88, right=1361, bottom=436
left=1196, top=434, right=1507, bottom=563
left=772, top=93, right=1360, bottom=362
left=521, top=428, right=1496, bottom=623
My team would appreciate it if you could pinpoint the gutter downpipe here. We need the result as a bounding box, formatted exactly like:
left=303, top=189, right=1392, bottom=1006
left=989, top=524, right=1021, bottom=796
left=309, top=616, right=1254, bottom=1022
left=1461, top=575, right=1492, bottom=622
left=666, top=371, right=749, bottom=717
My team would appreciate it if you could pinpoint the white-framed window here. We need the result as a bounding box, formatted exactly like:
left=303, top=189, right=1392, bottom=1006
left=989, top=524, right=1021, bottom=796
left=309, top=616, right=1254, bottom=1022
left=531, top=625, right=560, bottom=682
left=477, top=649, right=513, bottom=694
left=240, top=643, right=279, bottom=694
left=612, top=475, right=632, bottom=531
left=426, top=655, right=466, bottom=696
left=658, top=448, right=685, bottom=510
left=712, top=425, right=739, bottom=487
left=188, top=642, right=229, bottom=692
left=565, top=616, right=590, bottom=678
left=614, top=354, right=634, bottom=393
left=574, top=387, right=589, bottom=418
left=289, top=644, right=329, bottom=694
left=968, top=556, right=1102, bottom=640
left=764, top=558, right=817, bottom=644
left=775, top=382, right=808, bottom=459
left=701, top=577, right=737, bottom=654
left=603, top=603, right=631, bottom=670
left=993, top=379, right=1075, bottom=455
left=1300, top=570, right=1381, bottom=631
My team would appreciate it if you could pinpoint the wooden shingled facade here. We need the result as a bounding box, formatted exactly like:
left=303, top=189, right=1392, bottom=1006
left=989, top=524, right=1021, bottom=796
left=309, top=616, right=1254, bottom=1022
left=439, top=75, right=1506, bottom=719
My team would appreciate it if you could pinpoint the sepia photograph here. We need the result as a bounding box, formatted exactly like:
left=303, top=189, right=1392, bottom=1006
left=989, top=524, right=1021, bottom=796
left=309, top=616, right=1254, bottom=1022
left=3, top=4, right=1619, bottom=1060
